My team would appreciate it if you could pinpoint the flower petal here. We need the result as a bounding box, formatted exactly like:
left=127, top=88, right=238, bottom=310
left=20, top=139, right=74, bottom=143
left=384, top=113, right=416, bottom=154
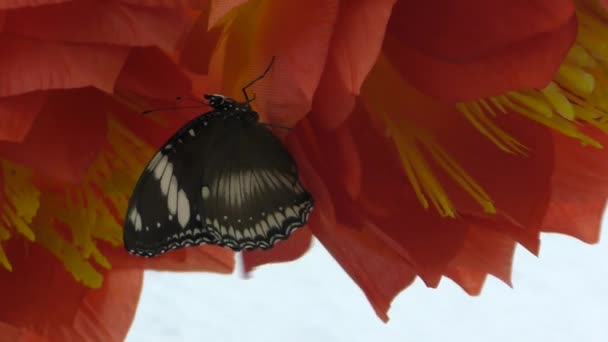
left=446, top=227, right=518, bottom=295
left=385, top=1, right=577, bottom=101
left=3, top=1, right=190, bottom=50
left=295, top=110, right=468, bottom=288
left=311, top=0, right=395, bottom=130
left=0, top=91, right=47, bottom=143
left=218, top=0, right=339, bottom=127
left=0, top=89, right=108, bottom=185
left=541, top=128, right=608, bottom=243
left=0, top=242, right=142, bottom=341
left=241, top=227, right=313, bottom=273
left=179, top=1, right=223, bottom=76
left=0, top=0, right=67, bottom=9
left=115, top=47, right=192, bottom=101
left=208, top=0, right=250, bottom=28
left=0, top=35, right=129, bottom=97
left=0, top=321, right=46, bottom=341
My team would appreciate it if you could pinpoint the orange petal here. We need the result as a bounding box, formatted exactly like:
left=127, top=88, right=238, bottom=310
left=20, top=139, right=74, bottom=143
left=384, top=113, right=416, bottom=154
left=0, top=91, right=47, bottom=143
left=115, top=47, right=192, bottom=101
left=0, top=89, right=108, bottom=185
left=208, top=0, right=250, bottom=28
left=432, top=110, right=554, bottom=252
left=0, top=35, right=129, bottom=97
left=364, top=61, right=552, bottom=251
left=0, top=1, right=68, bottom=9
left=311, top=0, right=395, bottom=129
left=541, top=128, right=608, bottom=243
left=385, top=1, right=577, bottom=101
left=0, top=242, right=143, bottom=342
left=179, top=1, right=223, bottom=75
left=0, top=322, right=46, bottom=342
left=297, top=109, right=469, bottom=288
left=219, top=0, right=339, bottom=127
left=3, top=1, right=189, bottom=51
left=446, top=227, right=518, bottom=295
left=313, top=217, right=417, bottom=322
left=242, top=227, right=313, bottom=273
left=122, top=245, right=235, bottom=274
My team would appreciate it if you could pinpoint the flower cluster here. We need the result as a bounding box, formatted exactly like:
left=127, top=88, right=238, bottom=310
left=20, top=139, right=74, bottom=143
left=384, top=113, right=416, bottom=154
left=1, top=0, right=608, bottom=339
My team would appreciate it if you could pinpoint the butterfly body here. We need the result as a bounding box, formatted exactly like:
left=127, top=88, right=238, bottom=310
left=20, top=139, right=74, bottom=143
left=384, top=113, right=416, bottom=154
left=123, top=94, right=314, bottom=257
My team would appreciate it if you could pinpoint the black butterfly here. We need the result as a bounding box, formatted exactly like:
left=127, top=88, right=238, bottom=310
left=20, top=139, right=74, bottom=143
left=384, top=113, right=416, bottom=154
left=123, top=58, right=314, bottom=257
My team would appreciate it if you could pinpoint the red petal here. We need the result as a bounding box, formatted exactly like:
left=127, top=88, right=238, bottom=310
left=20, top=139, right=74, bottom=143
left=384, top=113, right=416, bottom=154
left=242, top=227, right=313, bottom=273
left=312, top=217, right=417, bottom=322
left=115, top=47, right=192, bottom=101
left=179, top=1, right=223, bottom=76
left=0, top=35, right=129, bottom=97
left=102, top=242, right=235, bottom=274
left=0, top=91, right=47, bottom=143
left=208, top=0, right=250, bottom=28
left=3, top=1, right=189, bottom=51
left=446, top=227, right=518, bottom=295
left=385, top=1, right=577, bottom=101
left=142, top=245, right=235, bottom=273
left=0, top=0, right=67, bottom=9
left=219, top=0, right=339, bottom=127
left=311, top=0, right=395, bottom=129
left=296, top=110, right=469, bottom=289
left=541, top=129, right=608, bottom=243
left=0, top=89, right=108, bottom=185
left=0, top=242, right=143, bottom=342
left=0, top=322, right=46, bottom=341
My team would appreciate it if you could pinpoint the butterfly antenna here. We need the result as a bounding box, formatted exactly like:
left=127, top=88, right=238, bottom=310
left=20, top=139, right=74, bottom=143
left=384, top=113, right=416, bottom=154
left=242, top=56, right=276, bottom=105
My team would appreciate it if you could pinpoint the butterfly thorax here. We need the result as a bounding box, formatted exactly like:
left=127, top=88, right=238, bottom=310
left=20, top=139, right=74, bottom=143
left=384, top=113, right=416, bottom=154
left=204, top=94, right=259, bottom=124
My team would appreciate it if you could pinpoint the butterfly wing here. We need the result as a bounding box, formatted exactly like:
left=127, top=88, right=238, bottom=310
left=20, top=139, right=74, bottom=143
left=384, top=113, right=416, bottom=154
left=123, top=113, right=224, bottom=256
left=124, top=114, right=314, bottom=256
left=198, top=119, right=314, bottom=251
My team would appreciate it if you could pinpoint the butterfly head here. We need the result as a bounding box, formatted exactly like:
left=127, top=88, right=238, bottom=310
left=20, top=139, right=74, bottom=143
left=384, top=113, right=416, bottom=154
left=204, top=94, right=250, bottom=111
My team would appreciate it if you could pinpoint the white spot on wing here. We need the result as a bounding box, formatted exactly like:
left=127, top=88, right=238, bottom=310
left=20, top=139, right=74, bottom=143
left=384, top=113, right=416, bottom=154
left=160, top=162, right=173, bottom=195
left=134, top=211, right=142, bottom=232
left=153, top=155, right=168, bottom=179
left=147, top=152, right=162, bottom=171
left=177, top=189, right=190, bottom=228
left=201, top=186, right=210, bottom=200
left=168, top=176, right=178, bottom=215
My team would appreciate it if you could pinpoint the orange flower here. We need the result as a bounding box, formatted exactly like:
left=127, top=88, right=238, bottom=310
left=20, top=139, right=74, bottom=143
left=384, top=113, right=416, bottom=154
left=3, top=0, right=608, bottom=335
left=0, top=1, right=233, bottom=339
left=177, top=0, right=608, bottom=321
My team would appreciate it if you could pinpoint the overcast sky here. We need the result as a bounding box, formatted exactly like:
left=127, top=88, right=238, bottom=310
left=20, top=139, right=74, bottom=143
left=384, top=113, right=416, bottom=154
left=127, top=225, right=608, bottom=342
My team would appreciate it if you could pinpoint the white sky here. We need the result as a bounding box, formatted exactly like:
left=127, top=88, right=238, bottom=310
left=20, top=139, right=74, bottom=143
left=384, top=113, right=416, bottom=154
left=127, top=225, right=608, bottom=342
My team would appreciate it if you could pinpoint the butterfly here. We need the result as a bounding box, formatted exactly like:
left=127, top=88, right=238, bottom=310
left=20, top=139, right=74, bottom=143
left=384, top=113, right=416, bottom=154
left=123, top=57, right=314, bottom=257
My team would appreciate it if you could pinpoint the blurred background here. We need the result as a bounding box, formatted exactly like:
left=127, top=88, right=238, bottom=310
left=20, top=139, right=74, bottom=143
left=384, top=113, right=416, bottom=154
left=127, top=220, right=608, bottom=342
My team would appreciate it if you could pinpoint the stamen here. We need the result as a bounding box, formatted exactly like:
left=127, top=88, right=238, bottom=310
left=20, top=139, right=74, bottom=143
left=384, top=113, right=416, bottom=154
left=383, top=113, right=496, bottom=216
left=0, top=118, right=154, bottom=287
left=363, top=55, right=495, bottom=216
left=458, top=4, right=608, bottom=149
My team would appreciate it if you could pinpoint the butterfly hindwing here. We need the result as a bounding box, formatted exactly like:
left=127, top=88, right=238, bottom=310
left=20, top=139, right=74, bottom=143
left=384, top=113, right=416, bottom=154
left=198, top=119, right=313, bottom=250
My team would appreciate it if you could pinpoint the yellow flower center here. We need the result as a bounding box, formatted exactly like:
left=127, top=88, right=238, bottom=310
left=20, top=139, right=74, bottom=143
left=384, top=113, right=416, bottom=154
left=0, top=118, right=152, bottom=288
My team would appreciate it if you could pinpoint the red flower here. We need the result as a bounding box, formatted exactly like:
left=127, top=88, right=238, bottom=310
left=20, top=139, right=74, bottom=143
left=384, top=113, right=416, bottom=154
left=3, top=0, right=608, bottom=337
left=0, top=1, right=233, bottom=339
left=177, top=0, right=608, bottom=321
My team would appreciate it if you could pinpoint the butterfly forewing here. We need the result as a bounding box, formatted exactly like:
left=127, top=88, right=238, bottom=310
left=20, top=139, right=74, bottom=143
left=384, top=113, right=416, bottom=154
left=124, top=114, right=221, bottom=256
left=124, top=110, right=314, bottom=257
